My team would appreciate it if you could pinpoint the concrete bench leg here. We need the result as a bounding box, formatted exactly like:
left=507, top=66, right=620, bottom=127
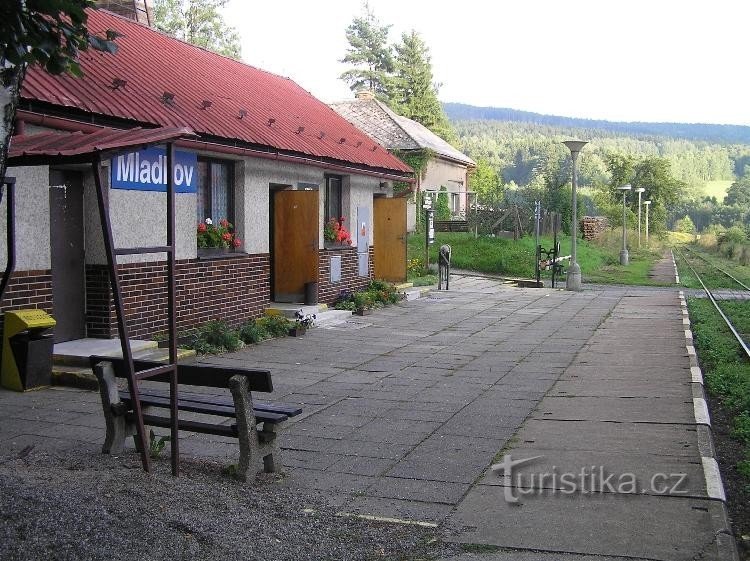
left=229, top=375, right=283, bottom=481
left=93, top=361, right=136, bottom=454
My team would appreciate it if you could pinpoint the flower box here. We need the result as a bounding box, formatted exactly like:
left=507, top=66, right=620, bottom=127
left=287, top=326, right=307, bottom=337
left=324, top=242, right=352, bottom=251
left=197, top=247, right=232, bottom=258
left=354, top=308, right=371, bottom=316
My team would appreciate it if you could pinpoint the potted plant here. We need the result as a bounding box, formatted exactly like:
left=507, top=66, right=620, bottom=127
left=353, top=292, right=372, bottom=316
left=323, top=216, right=353, bottom=249
left=289, top=309, right=316, bottom=336
left=197, top=217, right=242, bottom=257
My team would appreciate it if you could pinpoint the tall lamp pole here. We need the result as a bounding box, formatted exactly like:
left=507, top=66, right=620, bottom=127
left=634, top=187, right=645, bottom=248
left=563, top=140, right=588, bottom=291
left=618, top=184, right=631, bottom=265
left=644, top=200, right=651, bottom=246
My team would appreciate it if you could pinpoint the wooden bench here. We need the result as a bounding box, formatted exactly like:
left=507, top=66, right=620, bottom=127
left=90, top=356, right=301, bottom=481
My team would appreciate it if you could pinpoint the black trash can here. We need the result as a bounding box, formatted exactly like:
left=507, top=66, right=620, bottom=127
left=304, top=281, right=318, bottom=305
left=8, top=330, right=55, bottom=390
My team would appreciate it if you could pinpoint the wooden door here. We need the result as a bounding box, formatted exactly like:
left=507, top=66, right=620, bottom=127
left=49, top=171, right=86, bottom=342
left=373, top=197, right=407, bottom=282
left=273, top=190, right=319, bottom=302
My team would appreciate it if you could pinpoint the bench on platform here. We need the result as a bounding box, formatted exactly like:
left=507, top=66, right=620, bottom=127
left=90, top=356, right=301, bottom=481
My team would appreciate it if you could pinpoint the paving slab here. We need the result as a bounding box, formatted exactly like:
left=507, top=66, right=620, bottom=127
left=448, top=486, right=727, bottom=560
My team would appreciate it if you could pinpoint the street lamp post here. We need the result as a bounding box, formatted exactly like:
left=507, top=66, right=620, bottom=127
left=618, top=184, right=632, bottom=265
left=562, top=140, right=588, bottom=291
left=634, top=187, right=645, bottom=248
left=644, top=200, right=651, bottom=246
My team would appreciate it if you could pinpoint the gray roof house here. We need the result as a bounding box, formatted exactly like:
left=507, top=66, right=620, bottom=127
left=330, top=92, right=476, bottom=231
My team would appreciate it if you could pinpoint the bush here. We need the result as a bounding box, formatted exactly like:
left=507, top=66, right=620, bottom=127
left=238, top=320, right=268, bottom=344
left=257, top=314, right=291, bottom=338
left=190, top=320, right=242, bottom=354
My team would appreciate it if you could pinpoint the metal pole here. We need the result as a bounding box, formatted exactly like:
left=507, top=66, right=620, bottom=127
left=166, top=143, right=179, bottom=477
left=534, top=201, right=540, bottom=285
left=618, top=184, right=631, bottom=266
left=562, top=140, right=587, bottom=291
left=637, top=191, right=642, bottom=248
left=0, top=178, right=16, bottom=305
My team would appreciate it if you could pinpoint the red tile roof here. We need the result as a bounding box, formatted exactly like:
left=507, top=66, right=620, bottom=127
left=20, top=9, right=412, bottom=177
left=8, top=126, right=195, bottom=166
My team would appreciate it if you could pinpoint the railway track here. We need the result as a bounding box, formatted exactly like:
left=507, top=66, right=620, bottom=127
left=675, top=246, right=750, bottom=360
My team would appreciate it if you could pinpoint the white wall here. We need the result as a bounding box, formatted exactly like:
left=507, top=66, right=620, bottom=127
left=0, top=165, right=52, bottom=270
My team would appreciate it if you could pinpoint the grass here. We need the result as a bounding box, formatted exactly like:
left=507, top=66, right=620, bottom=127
left=674, top=244, right=750, bottom=290
left=688, top=297, right=750, bottom=480
left=702, top=180, right=733, bottom=201
left=407, top=230, right=668, bottom=286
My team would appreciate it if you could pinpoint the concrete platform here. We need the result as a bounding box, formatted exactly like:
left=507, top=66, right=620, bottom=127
left=0, top=276, right=738, bottom=560
left=53, top=338, right=158, bottom=366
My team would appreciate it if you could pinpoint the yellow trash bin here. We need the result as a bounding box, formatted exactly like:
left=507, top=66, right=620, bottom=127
left=1, top=309, right=56, bottom=391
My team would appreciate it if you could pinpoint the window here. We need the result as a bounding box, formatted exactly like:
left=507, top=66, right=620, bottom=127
left=325, top=175, right=342, bottom=223
left=197, top=159, right=233, bottom=225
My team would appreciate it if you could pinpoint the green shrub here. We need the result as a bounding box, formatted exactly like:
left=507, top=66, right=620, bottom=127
left=258, top=314, right=291, bottom=338
left=238, top=320, right=269, bottom=344
left=190, top=320, right=242, bottom=354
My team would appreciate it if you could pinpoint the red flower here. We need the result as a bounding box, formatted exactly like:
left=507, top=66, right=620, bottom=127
left=220, top=218, right=230, bottom=228
left=197, top=223, right=207, bottom=233
left=222, top=232, right=232, bottom=241
left=233, top=237, right=241, bottom=248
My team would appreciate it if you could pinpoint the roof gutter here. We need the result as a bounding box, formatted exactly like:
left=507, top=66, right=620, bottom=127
left=16, top=110, right=415, bottom=184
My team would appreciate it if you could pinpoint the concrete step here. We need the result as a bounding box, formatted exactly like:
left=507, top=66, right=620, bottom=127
left=266, top=302, right=329, bottom=319
left=313, top=308, right=353, bottom=327
left=53, top=338, right=158, bottom=367
left=403, top=287, right=431, bottom=301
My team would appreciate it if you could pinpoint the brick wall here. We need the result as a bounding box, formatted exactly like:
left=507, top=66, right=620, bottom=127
left=318, top=246, right=374, bottom=305
left=0, top=269, right=55, bottom=337
left=86, top=253, right=270, bottom=339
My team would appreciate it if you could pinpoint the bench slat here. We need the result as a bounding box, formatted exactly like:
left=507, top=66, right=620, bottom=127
left=90, top=356, right=273, bottom=393
left=128, top=412, right=237, bottom=437
left=118, top=391, right=289, bottom=424
left=136, top=387, right=302, bottom=417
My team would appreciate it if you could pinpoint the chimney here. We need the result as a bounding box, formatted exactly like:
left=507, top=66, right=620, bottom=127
left=355, top=89, right=376, bottom=101
left=95, top=0, right=154, bottom=26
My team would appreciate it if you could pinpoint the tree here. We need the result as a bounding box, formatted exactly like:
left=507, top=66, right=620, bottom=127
left=724, top=176, right=750, bottom=207
left=153, top=0, right=241, bottom=59
left=339, top=2, right=393, bottom=98
left=471, top=159, right=501, bottom=203
left=674, top=215, right=696, bottom=234
left=390, top=30, right=454, bottom=142
left=0, top=1, right=118, bottom=184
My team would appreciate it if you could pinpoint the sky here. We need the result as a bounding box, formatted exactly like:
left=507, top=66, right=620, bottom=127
left=222, top=0, right=750, bottom=126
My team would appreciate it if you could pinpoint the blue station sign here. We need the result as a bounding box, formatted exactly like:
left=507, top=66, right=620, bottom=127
left=111, top=147, right=198, bottom=193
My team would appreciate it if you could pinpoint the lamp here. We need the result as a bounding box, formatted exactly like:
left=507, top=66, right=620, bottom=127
left=634, top=187, right=645, bottom=248
left=617, top=184, right=632, bottom=265
left=562, top=140, right=588, bottom=291
left=644, top=200, right=652, bottom=246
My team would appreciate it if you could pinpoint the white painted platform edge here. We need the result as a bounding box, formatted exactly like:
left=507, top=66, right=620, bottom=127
left=693, top=398, right=711, bottom=426
left=686, top=345, right=696, bottom=356
left=701, top=457, right=727, bottom=501
left=691, top=366, right=704, bottom=385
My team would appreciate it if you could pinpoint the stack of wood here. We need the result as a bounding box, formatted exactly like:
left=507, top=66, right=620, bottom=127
left=580, top=216, right=608, bottom=240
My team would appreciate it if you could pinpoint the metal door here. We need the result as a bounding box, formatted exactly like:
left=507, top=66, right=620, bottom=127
left=373, top=197, right=407, bottom=282
left=49, top=171, right=86, bottom=342
left=273, top=190, right=319, bottom=302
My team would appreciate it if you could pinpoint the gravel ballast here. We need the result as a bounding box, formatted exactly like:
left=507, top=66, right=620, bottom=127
left=0, top=448, right=460, bottom=561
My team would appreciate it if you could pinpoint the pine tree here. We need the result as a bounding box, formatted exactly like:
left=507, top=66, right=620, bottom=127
left=339, top=2, right=393, bottom=98
left=391, top=30, right=454, bottom=142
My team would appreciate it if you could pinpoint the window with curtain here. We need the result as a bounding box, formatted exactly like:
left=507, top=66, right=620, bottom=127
left=196, top=159, right=233, bottom=225
left=325, top=175, right=342, bottom=223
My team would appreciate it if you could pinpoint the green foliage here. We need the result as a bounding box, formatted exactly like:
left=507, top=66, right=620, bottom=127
left=688, top=297, right=750, bottom=479
left=674, top=215, right=696, bottom=233
left=471, top=159, right=502, bottom=203
left=724, top=175, right=750, bottom=207
left=238, top=320, right=268, bottom=345
left=149, top=429, right=170, bottom=459
left=190, top=320, right=242, bottom=354
left=339, top=2, right=393, bottom=98
left=153, top=0, right=241, bottom=59
left=0, top=1, right=120, bottom=76
left=390, top=30, right=454, bottom=142
left=257, top=314, right=292, bottom=338
left=434, top=186, right=451, bottom=221
left=333, top=280, right=402, bottom=311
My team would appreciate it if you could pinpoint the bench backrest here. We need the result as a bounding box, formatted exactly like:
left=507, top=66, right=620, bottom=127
left=89, top=356, right=274, bottom=393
